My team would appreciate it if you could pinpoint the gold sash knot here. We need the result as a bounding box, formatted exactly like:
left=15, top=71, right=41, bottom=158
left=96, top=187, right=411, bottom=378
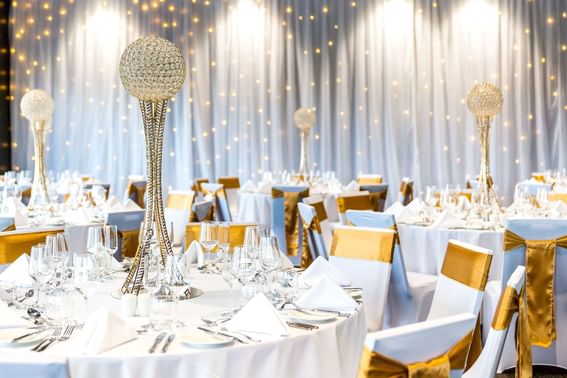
left=503, top=230, right=567, bottom=347
left=300, top=215, right=322, bottom=269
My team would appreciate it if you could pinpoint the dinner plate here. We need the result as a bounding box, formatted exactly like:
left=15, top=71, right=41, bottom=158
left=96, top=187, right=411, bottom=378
left=180, top=330, right=234, bottom=349
left=0, top=328, right=49, bottom=347
left=285, top=309, right=337, bottom=324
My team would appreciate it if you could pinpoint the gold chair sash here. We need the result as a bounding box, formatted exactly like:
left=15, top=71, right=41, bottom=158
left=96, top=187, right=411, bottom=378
left=531, top=173, right=545, bottom=183
left=118, top=229, right=140, bottom=258
left=331, top=228, right=394, bottom=262
left=300, top=214, right=323, bottom=269
left=357, top=176, right=383, bottom=185
left=272, top=188, right=309, bottom=256
left=185, top=223, right=254, bottom=251
left=127, top=181, right=146, bottom=208
left=191, top=178, right=209, bottom=193
left=399, top=182, right=413, bottom=205
left=21, top=188, right=32, bottom=202
left=166, top=192, right=195, bottom=211
left=441, top=242, right=492, bottom=291
left=357, top=331, right=473, bottom=378
left=491, top=286, right=532, bottom=378
left=547, top=193, right=567, bottom=204
left=503, top=229, right=567, bottom=347
left=0, top=229, right=63, bottom=264
left=217, top=177, right=240, bottom=189
left=310, top=201, right=328, bottom=222
left=189, top=204, right=214, bottom=222
left=336, top=195, right=373, bottom=214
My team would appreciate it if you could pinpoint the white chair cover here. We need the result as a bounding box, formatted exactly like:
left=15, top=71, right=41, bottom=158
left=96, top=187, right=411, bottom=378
left=303, top=195, right=333, bottom=252
left=191, top=200, right=214, bottom=222
left=359, top=183, right=389, bottom=212
left=201, top=183, right=232, bottom=222
left=335, top=191, right=372, bottom=225
left=298, top=203, right=328, bottom=260
left=164, top=208, right=190, bottom=255
left=105, top=210, right=144, bottom=260
left=346, top=210, right=437, bottom=327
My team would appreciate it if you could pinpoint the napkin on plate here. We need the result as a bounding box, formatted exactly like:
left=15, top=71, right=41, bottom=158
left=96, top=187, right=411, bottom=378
left=226, top=293, right=288, bottom=337
left=344, top=180, right=359, bottom=192
left=395, top=198, right=425, bottom=224
left=0, top=254, right=33, bottom=285
left=384, top=201, right=405, bottom=217
left=301, top=256, right=350, bottom=287
left=185, top=240, right=204, bottom=267
left=77, top=307, right=137, bottom=354
left=295, top=275, right=358, bottom=311
left=240, top=180, right=257, bottom=193
left=429, top=209, right=466, bottom=229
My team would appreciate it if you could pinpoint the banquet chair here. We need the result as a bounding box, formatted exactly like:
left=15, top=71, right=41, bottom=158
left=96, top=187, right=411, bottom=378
left=125, top=178, right=146, bottom=208
left=303, top=195, right=333, bottom=252
left=166, top=190, right=195, bottom=211
left=185, top=222, right=256, bottom=251
left=346, top=210, right=437, bottom=328
left=356, top=174, right=383, bottom=185
left=336, top=191, right=372, bottom=225
left=483, top=218, right=567, bottom=372
left=191, top=200, right=214, bottom=222
left=330, top=226, right=395, bottom=331
left=0, top=228, right=63, bottom=264
left=398, top=178, right=414, bottom=206
left=271, top=185, right=309, bottom=266
left=191, top=178, right=209, bottom=199
left=105, top=210, right=144, bottom=260
left=21, top=187, right=32, bottom=206
left=83, top=183, right=111, bottom=200
left=164, top=208, right=190, bottom=255
left=464, top=266, right=528, bottom=378
left=359, top=184, right=389, bottom=212
left=297, top=203, right=328, bottom=268
left=217, top=176, right=240, bottom=219
left=201, top=183, right=232, bottom=222
left=359, top=313, right=477, bottom=378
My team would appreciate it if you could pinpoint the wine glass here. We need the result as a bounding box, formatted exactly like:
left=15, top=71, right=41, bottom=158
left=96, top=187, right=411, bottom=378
left=103, top=225, right=119, bottom=260
left=221, top=253, right=238, bottom=313
left=72, top=253, right=99, bottom=313
left=217, top=222, right=230, bottom=267
left=259, top=236, right=283, bottom=301
left=243, top=226, right=260, bottom=259
left=86, top=226, right=106, bottom=277
left=232, top=246, right=257, bottom=299
left=91, top=185, right=106, bottom=208
left=199, top=221, right=218, bottom=271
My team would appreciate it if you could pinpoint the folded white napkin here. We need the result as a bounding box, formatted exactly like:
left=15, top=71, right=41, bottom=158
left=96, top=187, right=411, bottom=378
left=226, top=293, right=288, bottom=336
left=395, top=198, right=425, bottom=224
left=301, top=256, right=350, bottom=286
left=429, top=209, right=466, bottom=229
left=295, top=275, right=358, bottom=311
left=77, top=307, right=137, bottom=354
left=64, top=208, right=91, bottom=225
left=3, top=197, right=28, bottom=227
left=256, top=182, right=272, bottom=194
left=279, top=251, right=294, bottom=270
left=102, top=196, right=121, bottom=212
left=0, top=301, right=30, bottom=329
left=344, top=180, right=359, bottom=192
left=384, top=201, right=405, bottom=217
left=123, top=199, right=141, bottom=211
left=0, top=254, right=33, bottom=285
left=185, top=240, right=204, bottom=267
left=240, top=180, right=257, bottom=193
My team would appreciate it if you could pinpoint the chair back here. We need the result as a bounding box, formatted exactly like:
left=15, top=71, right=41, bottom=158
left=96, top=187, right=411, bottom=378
left=83, top=183, right=111, bottom=199
left=0, top=228, right=63, bottom=264
left=360, top=184, right=389, bottom=212
left=105, top=210, right=145, bottom=259
left=126, top=180, right=146, bottom=208
left=330, top=226, right=395, bottom=331
left=166, top=190, right=195, bottom=211
left=192, top=178, right=210, bottom=197
left=427, top=240, right=493, bottom=320
left=21, top=187, right=32, bottom=206
left=185, top=222, right=256, bottom=251
left=271, top=185, right=309, bottom=266
left=336, top=191, right=372, bottom=225
left=398, top=178, right=413, bottom=206
left=357, top=174, right=383, bottom=185
left=191, top=200, right=214, bottom=222
left=201, top=183, right=232, bottom=222
left=463, top=266, right=526, bottom=378
left=360, top=313, right=477, bottom=376
left=164, top=208, right=191, bottom=254
left=217, top=176, right=240, bottom=219
left=303, top=196, right=333, bottom=252
left=298, top=203, right=328, bottom=266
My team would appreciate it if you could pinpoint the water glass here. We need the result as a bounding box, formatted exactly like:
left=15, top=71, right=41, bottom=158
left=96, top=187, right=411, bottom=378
left=199, top=221, right=218, bottom=270
left=150, top=293, right=178, bottom=330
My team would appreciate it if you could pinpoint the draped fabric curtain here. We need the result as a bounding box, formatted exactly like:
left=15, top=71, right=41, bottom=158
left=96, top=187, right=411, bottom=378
left=9, top=0, right=567, bottom=201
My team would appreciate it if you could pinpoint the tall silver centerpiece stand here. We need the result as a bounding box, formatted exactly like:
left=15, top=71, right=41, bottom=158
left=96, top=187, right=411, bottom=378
left=294, top=108, right=316, bottom=178
left=119, top=35, right=186, bottom=296
left=20, top=89, right=54, bottom=215
left=466, top=83, right=504, bottom=216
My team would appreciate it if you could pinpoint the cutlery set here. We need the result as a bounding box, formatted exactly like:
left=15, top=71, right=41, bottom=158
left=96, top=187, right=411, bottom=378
left=148, top=332, right=176, bottom=353
left=30, top=325, right=75, bottom=352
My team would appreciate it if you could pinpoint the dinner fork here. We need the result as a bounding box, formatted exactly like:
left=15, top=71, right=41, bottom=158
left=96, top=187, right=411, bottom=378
left=37, top=325, right=75, bottom=352
left=31, top=327, right=62, bottom=352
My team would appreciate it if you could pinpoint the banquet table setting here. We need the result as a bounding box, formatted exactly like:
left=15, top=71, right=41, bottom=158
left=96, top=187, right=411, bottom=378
left=2, top=0, right=567, bottom=377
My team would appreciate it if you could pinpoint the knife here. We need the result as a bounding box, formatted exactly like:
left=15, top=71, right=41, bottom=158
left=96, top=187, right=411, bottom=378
left=286, top=321, right=318, bottom=330
left=148, top=332, right=167, bottom=353
left=197, top=326, right=245, bottom=344
left=161, top=334, right=175, bottom=353
left=11, top=328, right=48, bottom=343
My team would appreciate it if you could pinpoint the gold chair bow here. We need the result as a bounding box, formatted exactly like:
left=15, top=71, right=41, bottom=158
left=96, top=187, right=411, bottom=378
left=503, top=229, right=567, bottom=347
left=336, top=195, right=373, bottom=215
left=310, top=201, right=328, bottom=222
left=399, top=182, right=413, bottom=205
left=491, top=286, right=532, bottom=378
left=357, top=331, right=473, bottom=378
left=331, top=228, right=394, bottom=263
left=0, top=229, right=63, bottom=264
left=217, top=177, right=240, bottom=189
left=272, top=188, right=309, bottom=256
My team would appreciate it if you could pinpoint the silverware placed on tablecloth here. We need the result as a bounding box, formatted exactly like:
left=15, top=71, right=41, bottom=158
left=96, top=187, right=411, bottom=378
left=286, top=321, right=318, bottom=331
left=197, top=326, right=251, bottom=344
left=219, top=327, right=261, bottom=343
left=36, top=324, right=75, bottom=352
left=31, top=327, right=62, bottom=352
left=11, top=328, right=50, bottom=343
left=161, top=334, right=176, bottom=353
left=149, top=332, right=167, bottom=353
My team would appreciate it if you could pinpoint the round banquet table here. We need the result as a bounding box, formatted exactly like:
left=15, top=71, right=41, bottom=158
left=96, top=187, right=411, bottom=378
left=237, top=191, right=339, bottom=226
left=0, top=272, right=366, bottom=378
left=397, top=224, right=504, bottom=281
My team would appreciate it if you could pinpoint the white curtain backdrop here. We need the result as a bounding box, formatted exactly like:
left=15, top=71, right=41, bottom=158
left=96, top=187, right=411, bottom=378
left=9, top=0, right=567, bottom=201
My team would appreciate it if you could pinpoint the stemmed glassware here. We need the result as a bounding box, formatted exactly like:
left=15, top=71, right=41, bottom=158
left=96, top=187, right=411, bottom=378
left=91, top=185, right=107, bottom=217
left=103, top=225, right=118, bottom=276
left=232, top=246, right=257, bottom=299
left=259, top=236, right=283, bottom=301
left=86, top=226, right=107, bottom=278
left=199, top=221, right=218, bottom=272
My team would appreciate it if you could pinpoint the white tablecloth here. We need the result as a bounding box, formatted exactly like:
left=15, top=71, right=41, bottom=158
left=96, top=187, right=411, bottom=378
left=398, top=224, right=504, bottom=281
left=0, top=273, right=366, bottom=378
left=238, top=192, right=339, bottom=226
